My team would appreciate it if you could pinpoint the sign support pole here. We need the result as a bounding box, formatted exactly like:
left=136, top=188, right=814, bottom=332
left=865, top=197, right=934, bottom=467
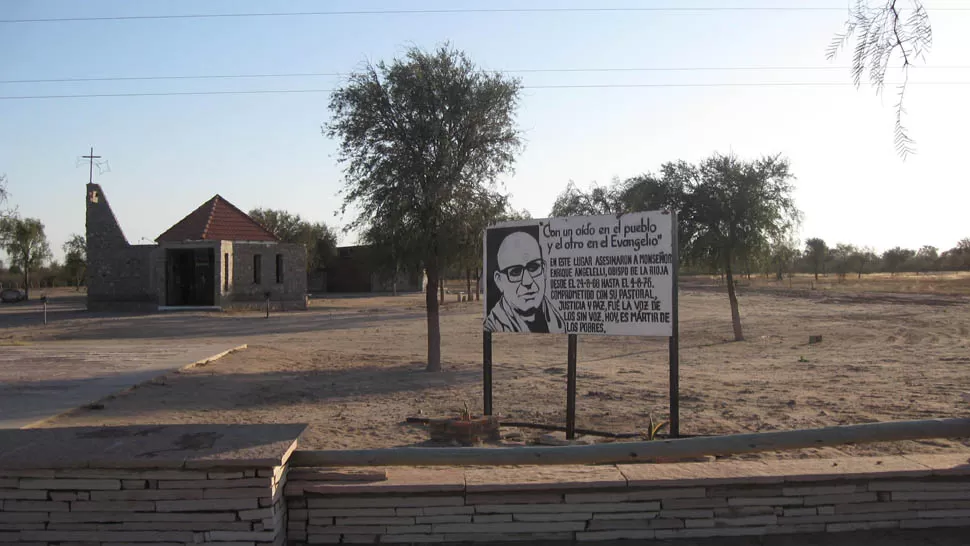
left=668, top=211, right=680, bottom=438
left=483, top=331, right=493, bottom=416
left=566, top=334, right=578, bottom=440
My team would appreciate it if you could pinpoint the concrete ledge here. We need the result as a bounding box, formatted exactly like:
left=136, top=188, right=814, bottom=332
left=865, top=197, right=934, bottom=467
left=465, top=465, right=627, bottom=492
left=303, top=468, right=464, bottom=495
left=0, top=424, right=306, bottom=470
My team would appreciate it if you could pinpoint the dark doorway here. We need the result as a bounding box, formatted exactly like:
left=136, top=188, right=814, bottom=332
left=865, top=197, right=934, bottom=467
left=166, top=248, right=215, bottom=306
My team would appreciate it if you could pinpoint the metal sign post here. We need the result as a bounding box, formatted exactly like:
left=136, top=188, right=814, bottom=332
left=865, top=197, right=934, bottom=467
left=483, top=331, right=493, bottom=416
left=668, top=211, right=680, bottom=438
left=566, top=334, right=578, bottom=439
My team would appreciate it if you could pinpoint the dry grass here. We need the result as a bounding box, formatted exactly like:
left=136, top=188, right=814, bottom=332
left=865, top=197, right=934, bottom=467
left=698, top=271, right=970, bottom=296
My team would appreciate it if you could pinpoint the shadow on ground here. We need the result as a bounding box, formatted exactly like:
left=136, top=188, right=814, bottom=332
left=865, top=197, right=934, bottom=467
left=41, top=362, right=480, bottom=424
left=16, top=309, right=426, bottom=341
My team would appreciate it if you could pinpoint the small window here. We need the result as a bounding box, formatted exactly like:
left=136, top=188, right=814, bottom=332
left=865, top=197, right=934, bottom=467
left=223, top=253, right=230, bottom=291
left=276, top=254, right=284, bottom=284
left=253, top=254, right=262, bottom=284
left=339, top=248, right=352, bottom=259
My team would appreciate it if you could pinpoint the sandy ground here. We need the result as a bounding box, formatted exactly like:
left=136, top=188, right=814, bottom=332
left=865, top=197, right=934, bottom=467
left=20, top=276, right=968, bottom=460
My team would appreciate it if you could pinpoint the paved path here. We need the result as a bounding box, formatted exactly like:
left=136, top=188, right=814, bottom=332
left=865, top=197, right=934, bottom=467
left=0, top=341, right=243, bottom=429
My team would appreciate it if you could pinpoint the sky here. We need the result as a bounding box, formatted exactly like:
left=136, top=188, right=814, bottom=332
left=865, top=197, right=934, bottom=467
left=1, top=0, right=969, bottom=262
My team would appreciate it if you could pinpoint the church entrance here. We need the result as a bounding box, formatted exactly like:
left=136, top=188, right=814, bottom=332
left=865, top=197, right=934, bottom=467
left=165, top=248, right=215, bottom=306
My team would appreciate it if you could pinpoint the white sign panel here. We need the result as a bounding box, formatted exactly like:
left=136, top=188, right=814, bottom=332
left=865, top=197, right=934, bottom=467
left=483, top=211, right=674, bottom=336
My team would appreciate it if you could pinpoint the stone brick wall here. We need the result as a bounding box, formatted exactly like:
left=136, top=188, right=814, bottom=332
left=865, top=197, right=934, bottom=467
left=85, top=183, right=158, bottom=312
left=284, top=456, right=970, bottom=544
left=0, top=423, right=306, bottom=545
left=0, top=466, right=288, bottom=544
left=229, top=242, right=307, bottom=310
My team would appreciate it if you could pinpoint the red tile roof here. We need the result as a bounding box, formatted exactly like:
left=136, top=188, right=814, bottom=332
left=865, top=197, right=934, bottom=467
left=156, top=195, right=279, bottom=243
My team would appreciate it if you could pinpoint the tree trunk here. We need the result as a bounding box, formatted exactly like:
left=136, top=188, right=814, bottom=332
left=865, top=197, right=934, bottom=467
left=466, top=268, right=472, bottom=301
left=724, top=257, right=743, bottom=342
left=439, top=274, right=445, bottom=304
left=814, top=265, right=819, bottom=281
left=475, top=269, right=481, bottom=302
left=23, top=265, right=29, bottom=300
left=425, top=263, right=442, bottom=372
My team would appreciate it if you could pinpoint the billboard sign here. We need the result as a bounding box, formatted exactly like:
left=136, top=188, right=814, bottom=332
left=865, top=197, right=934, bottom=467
left=483, top=211, right=674, bottom=337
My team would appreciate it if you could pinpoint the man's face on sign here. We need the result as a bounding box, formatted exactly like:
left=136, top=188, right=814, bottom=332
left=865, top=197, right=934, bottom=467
left=494, top=232, right=545, bottom=315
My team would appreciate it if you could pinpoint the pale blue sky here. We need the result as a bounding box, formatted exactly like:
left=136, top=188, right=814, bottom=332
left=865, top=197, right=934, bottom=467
left=1, top=0, right=969, bottom=262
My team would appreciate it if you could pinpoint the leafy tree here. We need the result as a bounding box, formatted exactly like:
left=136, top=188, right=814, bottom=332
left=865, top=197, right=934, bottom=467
left=882, top=246, right=915, bottom=275
left=914, top=245, right=939, bottom=273
left=448, top=191, right=513, bottom=301
left=828, top=0, right=932, bottom=158
left=832, top=243, right=857, bottom=282
left=952, top=238, right=970, bottom=271
left=804, top=238, right=828, bottom=281
left=769, top=238, right=801, bottom=281
left=917, top=245, right=938, bottom=259
left=37, top=260, right=63, bottom=288
left=249, top=208, right=338, bottom=272
left=566, top=156, right=797, bottom=340
left=248, top=208, right=304, bottom=241
left=0, top=217, right=52, bottom=299
left=62, top=234, right=86, bottom=290
left=305, top=222, right=339, bottom=271
left=682, top=154, right=798, bottom=341
left=848, top=246, right=878, bottom=279
left=0, top=174, right=13, bottom=222
left=362, top=221, right=417, bottom=297
left=327, top=44, right=522, bottom=372
left=618, top=162, right=697, bottom=255
left=943, top=238, right=970, bottom=271
left=550, top=180, right=623, bottom=217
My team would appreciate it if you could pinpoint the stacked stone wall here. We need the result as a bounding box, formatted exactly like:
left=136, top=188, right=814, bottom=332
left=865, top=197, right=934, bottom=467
left=284, top=456, right=970, bottom=544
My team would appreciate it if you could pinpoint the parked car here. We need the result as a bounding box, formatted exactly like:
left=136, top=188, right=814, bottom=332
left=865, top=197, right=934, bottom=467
left=0, top=288, right=26, bottom=303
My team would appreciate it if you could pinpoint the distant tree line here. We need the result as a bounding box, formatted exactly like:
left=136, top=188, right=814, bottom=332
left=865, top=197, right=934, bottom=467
left=787, top=239, right=970, bottom=280
left=554, top=178, right=970, bottom=282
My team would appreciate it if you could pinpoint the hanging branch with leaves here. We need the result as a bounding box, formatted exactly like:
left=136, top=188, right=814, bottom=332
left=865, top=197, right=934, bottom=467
left=828, top=0, right=932, bottom=159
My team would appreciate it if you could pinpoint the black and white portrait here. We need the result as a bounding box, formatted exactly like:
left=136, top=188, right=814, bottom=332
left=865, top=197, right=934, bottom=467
left=484, top=225, right=564, bottom=334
